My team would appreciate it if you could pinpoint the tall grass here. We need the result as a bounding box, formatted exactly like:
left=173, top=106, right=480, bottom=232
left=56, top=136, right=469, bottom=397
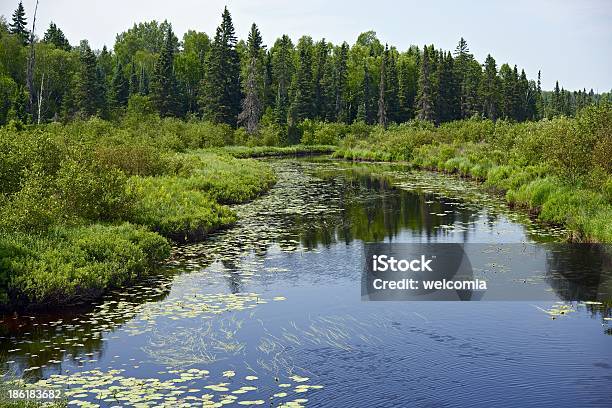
left=334, top=104, right=612, bottom=242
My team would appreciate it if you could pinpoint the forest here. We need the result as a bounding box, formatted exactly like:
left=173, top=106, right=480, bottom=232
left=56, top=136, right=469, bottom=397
left=0, top=2, right=611, bottom=310
left=1, top=3, right=609, bottom=130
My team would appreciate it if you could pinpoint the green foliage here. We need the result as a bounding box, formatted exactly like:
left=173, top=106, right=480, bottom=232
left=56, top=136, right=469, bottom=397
left=335, top=104, right=612, bottom=241
left=1, top=223, right=170, bottom=306
left=0, top=119, right=277, bottom=309
left=127, top=176, right=236, bottom=242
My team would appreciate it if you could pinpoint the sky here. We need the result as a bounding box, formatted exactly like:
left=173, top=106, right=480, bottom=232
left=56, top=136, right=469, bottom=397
left=1, top=0, right=610, bottom=91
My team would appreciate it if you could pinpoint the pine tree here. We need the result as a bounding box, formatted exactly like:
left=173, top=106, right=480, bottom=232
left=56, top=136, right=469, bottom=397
left=362, top=62, right=375, bottom=124
left=453, top=37, right=481, bottom=119
left=75, top=41, right=104, bottom=117
left=416, top=45, right=435, bottom=122
left=517, top=69, right=530, bottom=121
left=334, top=42, right=349, bottom=122
left=398, top=55, right=417, bottom=122
left=535, top=70, right=543, bottom=119
left=377, top=45, right=387, bottom=127
left=9, top=1, right=29, bottom=45
left=551, top=80, right=561, bottom=117
left=200, top=7, right=241, bottom=125
left=150, top=26, right=180, bottom=117
left=499, top=63, right=514, bottom=119
left=247, top=23, right=263, bottom=59
left=292, top=36, right=314, bottom=122
left=480, top=54, right=499, bottom=120
left=385, top=49, right=400, bottom=123
left=110, top=60, right=129, bottom=108
left=238, top=57, right=263, bottom=134
left=128, top=63, right=138, bottom=95
left=436, top=51, right=459, bottom=123
left=243, top=23, right=265, bottom=118
left=271, top=35, right=294, bottom=125
left=313, top=39, right=329, bottom=120
left=43, top=22, right=70, bottom=50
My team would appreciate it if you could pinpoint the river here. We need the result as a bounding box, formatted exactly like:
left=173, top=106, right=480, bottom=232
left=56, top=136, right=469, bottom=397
left=1, top=158, right=611, bottom=407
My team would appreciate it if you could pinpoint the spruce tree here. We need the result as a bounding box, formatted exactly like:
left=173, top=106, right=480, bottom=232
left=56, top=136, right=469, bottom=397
left=436, top=51, right=457, bottom=123
left=362, top=63, right=374, bottom=124
left=247, top=23, right=263, bottom=59
left=535, top=70, right=543, bottom=119
left=238, top=57, right=262, bottom=134
left=334, top=42, right=349, bottom=122
left=150, top=26, right=180, bottom=117
left=271, top=35, right=294, bottom=125
left=552, top=80, right=561, bottom=117
left=9, top=1, right=28, bottom=45
left=75, top=41, right=104, bottom=117
left=313, top=39, right=329, bottom=120
left=416, top=45, right=435, bottom=122
left=292, top=36, right=314, bottom=122
left=200, top=7, right=241, bottom=125
left=110, top=60, right=129, bottom=108
left=377, top=45, right=387, bottom=127
left=398, top=56, right=417, bottom=122
left=385, top=49, right=400, bottom=123
left=128, top=63, right=138, bottom=95
left=480, top=54, right=499, bottom=120
left=43, top=22, right=71, bottom=51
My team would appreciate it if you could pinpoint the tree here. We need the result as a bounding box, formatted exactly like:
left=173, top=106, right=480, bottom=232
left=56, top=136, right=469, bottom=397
left=128, top=62, right=138, bottom=95
left=175, top=30, right=209, bottom=113
left=480, top=54, right=499, bottom=120
left=535, top=70, right=543, bottom=119
left=74, top=41, right=105, bottom=117
left=43, top=22, right=70, bottom=51
left=333, top=42, right=349, bottom=122
left=377, top=45, right=387, bottom=127
left=385, top=48, right=400, bottom=123
left=312, top=39, right=329, bottom=120
left=398, top=54, right=417, bottom=122
left=361, top=62, right=375, bottom=124
left=238, top=57, right=262, bottom=134
left=453, top=37, right=481, bottom=118
left=499, top=63, right=516, bottom=120
left=150, top=26, right=180, bottom=117
left=200, top=7, right=241, bottom=125
left=291, top=36, right=315, bottom=122
left=9, top=1, right=29, bottom=45
left=436, top=51, right=459, bottom=123
left=416, top=45, right=435, bottom=121
left=110, top=60, right=129, bottom=108
left=271, top=35, right=294, bottom=125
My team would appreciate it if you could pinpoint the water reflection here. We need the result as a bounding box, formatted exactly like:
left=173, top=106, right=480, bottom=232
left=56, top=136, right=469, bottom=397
left=1, top=158, right=610, bottom=391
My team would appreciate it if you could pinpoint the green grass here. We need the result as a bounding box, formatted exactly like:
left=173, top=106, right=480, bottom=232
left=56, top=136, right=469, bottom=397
left=1, top=223, right=170, bottom=307
left=0, top=123, right=277, bottom=310
left=334, top=105, right=612, bottom=242
left=211, top=144, right=336, bottom=158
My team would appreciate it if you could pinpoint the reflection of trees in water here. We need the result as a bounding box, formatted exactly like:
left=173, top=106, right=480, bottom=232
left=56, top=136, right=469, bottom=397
left=280, top=167, right=480, bottom=249
left=0, top=275, right=173, bottom=379
left=545, top=244, right=612, bottom=334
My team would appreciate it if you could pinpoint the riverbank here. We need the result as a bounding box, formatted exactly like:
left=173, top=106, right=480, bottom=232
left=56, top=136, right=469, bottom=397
left=0, top=122, right=277, bottom=311
left=332, top=105, right=612, bottom=242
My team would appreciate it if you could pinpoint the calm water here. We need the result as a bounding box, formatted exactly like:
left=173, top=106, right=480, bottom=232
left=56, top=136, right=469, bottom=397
left=1, top=158, right=611, bottom=407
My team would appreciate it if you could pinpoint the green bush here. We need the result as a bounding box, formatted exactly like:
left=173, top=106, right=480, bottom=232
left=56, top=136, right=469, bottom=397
left=1, top=223, right=170, bottom=306
left=127, top=176, right=237, bottom=242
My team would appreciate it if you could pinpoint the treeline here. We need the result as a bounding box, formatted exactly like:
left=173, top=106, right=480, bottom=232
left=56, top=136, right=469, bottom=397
left=1, top=2, right=610, bottom=133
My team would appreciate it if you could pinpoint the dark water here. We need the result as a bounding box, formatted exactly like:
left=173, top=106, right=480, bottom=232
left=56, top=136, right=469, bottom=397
left=1, top=158, right=611, bottom=407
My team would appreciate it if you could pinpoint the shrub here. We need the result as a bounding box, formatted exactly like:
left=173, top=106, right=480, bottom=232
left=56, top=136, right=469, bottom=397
left=127, top=176, right=237, bottom=242
left=1, top=223, right=170, bottom=306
